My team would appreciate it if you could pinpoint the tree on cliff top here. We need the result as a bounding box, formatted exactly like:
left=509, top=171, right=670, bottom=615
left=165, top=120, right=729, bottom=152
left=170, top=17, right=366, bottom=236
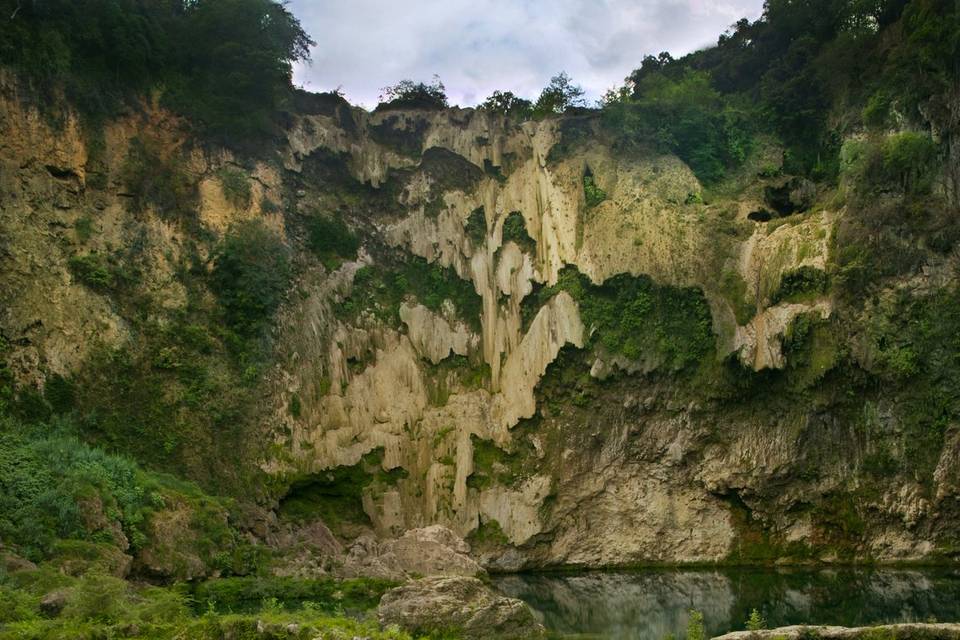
left=0, top=0, right=314, bottom=144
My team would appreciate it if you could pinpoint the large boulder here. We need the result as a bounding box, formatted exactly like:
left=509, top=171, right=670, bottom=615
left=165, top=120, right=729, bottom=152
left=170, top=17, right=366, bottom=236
left=340, top=525, right=485, bottom=581
left=378, top=576, right=545, bottom=640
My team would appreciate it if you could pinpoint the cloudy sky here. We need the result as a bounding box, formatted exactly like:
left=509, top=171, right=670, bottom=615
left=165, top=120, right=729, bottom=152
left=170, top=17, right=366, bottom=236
left=288, top=0, right=765, bottom=109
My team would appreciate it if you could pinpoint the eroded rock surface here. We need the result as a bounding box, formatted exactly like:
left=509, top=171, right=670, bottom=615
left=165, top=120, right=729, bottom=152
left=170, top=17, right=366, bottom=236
left=378, top=576, right=546, bottom=640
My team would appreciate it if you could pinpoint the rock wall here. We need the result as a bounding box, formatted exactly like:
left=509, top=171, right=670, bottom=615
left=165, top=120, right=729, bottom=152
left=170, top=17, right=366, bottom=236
left=3, top=76, right=958, bottom=570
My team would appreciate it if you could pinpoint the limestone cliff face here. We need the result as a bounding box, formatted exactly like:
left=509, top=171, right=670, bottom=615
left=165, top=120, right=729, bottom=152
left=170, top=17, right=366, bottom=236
left=2, top=77, right=957, bottom=570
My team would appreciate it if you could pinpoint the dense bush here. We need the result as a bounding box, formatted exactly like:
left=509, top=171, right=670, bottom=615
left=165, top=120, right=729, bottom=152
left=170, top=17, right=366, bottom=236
left=771, top=267, right=829, bottom=304
left=602, top=70, right=753, bottom=184
left=0, top=0, right=313, bottom=143
left=479, top=90, right=533, bottom=119
left=0, top=418, right=157, bottom=561
left=841, top=132, right=939, bottom=196
left=527, top=268, right=714, bottom=370
left=377, top=76, right=448, bottom=110
left=501, top=212, right=536, bottom=253
left=339, top=258, right=483, bottom=332
left=306, top=215, right=360, bottom=269
left=211, top=221, right=291, bottom=336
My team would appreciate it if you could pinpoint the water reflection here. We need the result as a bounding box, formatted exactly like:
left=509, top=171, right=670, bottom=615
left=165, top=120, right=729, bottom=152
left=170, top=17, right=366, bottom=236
left=492, top=568, right=960, bottom=640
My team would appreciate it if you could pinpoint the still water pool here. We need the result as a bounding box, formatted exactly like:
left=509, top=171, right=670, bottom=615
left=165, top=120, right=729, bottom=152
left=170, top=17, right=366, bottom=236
left=492, top=567, right=960, bottom=639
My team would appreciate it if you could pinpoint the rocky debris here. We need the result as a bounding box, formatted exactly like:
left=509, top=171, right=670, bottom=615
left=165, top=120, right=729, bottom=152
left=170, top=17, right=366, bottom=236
left=712, top=624, right=960, bottom=640
left=1, top=549, right=37, bottom=573
left=39, top=589, right=69, bottom=617
left=378, top=576, right=545, bottom=640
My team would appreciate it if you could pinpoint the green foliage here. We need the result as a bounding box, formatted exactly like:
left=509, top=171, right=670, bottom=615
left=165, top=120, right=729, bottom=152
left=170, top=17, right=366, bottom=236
left=306, top=214, right=360, bottom=269
left=770, top=267, right=828, bottom=304
left=211, top=220, right=291, bottom=337
left=602, top=70, right=754, bottom=184
left=746, top=608, right=766, bottom=631
left=687, top=610, right=706, bottom=640
left=74, top=216, right=94, bottom=243
left=0, top=418, right=156, bottom=561
left=121, top=137, right=198, bottom=220
left=583, top=174, right=607, bottom=208
left=465, top=207, right=488, bottom=247
left=529, top=268, right=714, bottom=370
left=841, top=133, right=939, bottom=196
left=533, top=72, right=586, bottom=117
left=0, top=0, right=313, bottom=143
left=68, top=254, right=115, bottom=290
left=191, top=576, right=395, bottom=615
left=339, top=257, right=483, bottom=333
left=217, top=167, right=252, bottom=210
left=378, top=76, right=448, bottom=110
left=501, top=212, right=536, bottom=254
left=479, top=90, right=534, bottom=119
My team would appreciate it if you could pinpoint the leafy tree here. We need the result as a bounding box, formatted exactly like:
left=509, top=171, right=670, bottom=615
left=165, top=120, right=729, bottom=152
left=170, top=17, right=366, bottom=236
left=533, top=72, right=586, bottom=116
left=377, top=76, right=448, bottom=110
left=0, top=0, right=313, bottom=143
left=211, top=220, right=291, bottom=336
left=479, top=90, right=533, bottom=119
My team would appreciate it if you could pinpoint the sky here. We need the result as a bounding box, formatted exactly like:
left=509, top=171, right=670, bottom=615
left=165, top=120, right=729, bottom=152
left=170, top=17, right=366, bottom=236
left=288, top=0, right=765, bottom=109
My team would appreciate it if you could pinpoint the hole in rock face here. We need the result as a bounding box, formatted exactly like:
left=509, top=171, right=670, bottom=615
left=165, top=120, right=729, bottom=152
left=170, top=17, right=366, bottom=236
left=748, top=209, right=774, bottom=222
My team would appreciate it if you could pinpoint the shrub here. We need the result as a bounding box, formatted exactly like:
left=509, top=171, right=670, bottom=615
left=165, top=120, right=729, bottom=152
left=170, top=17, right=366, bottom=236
left=68, top=254, right=114, bottom=290
left=211, top=220, right=291, bottom=336
left=464, top=207, right=487, bottom=247
left=501, top=212, right=535, bottom=254
left=583, top=174, right=607, bottom=208
left=378, top=76, right=447, bottom=110
left=687, top=610, right=706, bottom=640
left=770, top=267, right=828, bottom=304
left=306, top=215, right=359, bottom=268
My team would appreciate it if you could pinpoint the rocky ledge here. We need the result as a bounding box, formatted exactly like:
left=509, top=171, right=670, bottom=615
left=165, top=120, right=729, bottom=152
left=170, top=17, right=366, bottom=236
left=713, top=624, right=960, bottom=640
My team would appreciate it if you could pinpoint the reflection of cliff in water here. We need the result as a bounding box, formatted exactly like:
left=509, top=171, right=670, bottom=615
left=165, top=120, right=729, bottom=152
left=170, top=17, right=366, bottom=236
left=492, top=569, right=960, bottom=640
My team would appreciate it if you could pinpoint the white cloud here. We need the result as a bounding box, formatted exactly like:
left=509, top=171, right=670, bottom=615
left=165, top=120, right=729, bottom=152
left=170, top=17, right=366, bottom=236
left=288, top=0, right=763, bottom=108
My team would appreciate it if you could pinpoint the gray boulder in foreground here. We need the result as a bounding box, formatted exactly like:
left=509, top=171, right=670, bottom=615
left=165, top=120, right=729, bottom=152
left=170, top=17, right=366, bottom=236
left=378, top=576, right=546, bottom=640
left=713, top=623, right=960, bottom=640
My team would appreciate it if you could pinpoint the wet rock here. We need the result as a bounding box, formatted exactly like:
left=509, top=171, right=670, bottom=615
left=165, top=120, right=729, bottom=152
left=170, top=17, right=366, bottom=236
left=378, top=576, right=545, bottom=640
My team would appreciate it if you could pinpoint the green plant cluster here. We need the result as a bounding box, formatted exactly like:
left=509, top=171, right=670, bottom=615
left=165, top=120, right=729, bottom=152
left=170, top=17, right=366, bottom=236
left=841, top=132, right=939, bottom=197
left=770, top=267, right=829, bottom=304
left=583, top=175, right=607, bottom=208
left=377, top=77, right=448, bottom=110
left=191, top=576, right=395, bottom=615
left=501, top=212, right=536, bottom=254
left=306, top=214, right=360, bottom=270
left=0, top=414, right=252, bottom=578
left=527, top=268, right=714, bottom=370
left=0, top=0, right=313, bottom=144
left=464, top=207, right=487, bottom=247
left=338, top=258, right=483, bottom=333
left=604, top=0, right=957, bottom=181
left=0, top=566, right=411, bottom=640
left=211, top=220, right=292, bottom=338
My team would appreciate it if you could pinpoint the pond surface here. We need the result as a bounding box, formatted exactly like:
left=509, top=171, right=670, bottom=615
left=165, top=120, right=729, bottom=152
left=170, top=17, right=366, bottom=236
left=492, top=567, right=960, bottom=639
